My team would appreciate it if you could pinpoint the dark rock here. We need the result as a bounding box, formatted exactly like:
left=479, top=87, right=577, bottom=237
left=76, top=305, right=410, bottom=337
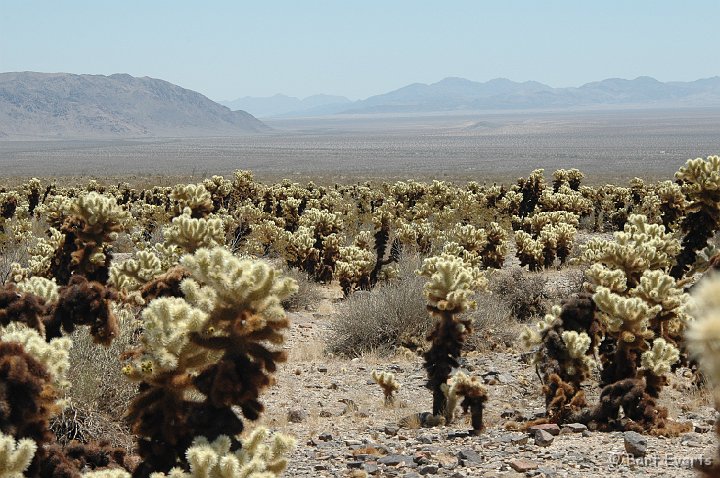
left=528, top=423, right=560, bottom=436
left=457, top=449, right=483, bottom=464
left=534, top=429, right=554, bottom=447
left=563, top=423, right=588, bottom=433
left=419, top=464, right=439, bottom=475
left=624, top=431, right=647, bottom=457
left=378, top=454, right=415, bottom=466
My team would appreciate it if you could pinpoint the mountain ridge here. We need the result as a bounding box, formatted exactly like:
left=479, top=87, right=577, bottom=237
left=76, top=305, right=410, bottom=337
left=229, top=76, right=720, bottom=117
left=0, top=72, right=268, bottom=139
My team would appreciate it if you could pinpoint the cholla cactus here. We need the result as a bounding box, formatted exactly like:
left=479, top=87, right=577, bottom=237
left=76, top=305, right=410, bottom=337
left=540, top=185, right=592, bottom=216
left=51, top=191, right=131, bottom=284
left=149, top=427, right=295, bottom=478
left=516, top=169, right=546, bottom=217
left=655, top=180, right=686, bottom=230
left=579, top=214, right=679, bottom=288
left=170, top=184, right=214, bottom=218
left=515, top=231, right=545, bottom=271
left=336, top=246, right=375, bottom=296
left=0, top=431, right=37, bottom=477
left=521, top=294, right=598, bottom=423
left=441, top=371, right=488, bottom=433
left=15, top=277, right=59, bottom=303
left=671, top=155, right=720, bottom=278
left=552, top=168, right=584, bottom=191
left=163, top=208, right=226, bottom=253
left=371, top=370, right=400, bottom=406
left=109, top=249, right=164, bottom=297
left=417, top=254, right=487, bottom=419
left=125, top=247, right=297, bottom=476
left=1, top=323, right=71, bottom=394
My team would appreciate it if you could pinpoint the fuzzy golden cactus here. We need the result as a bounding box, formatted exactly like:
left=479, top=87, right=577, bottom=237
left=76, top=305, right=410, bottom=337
left=0, top=431, right=37, bottom=478
left=170, top=184, right=214, bottom=218
left=371, top=370, right=400, bottom=406
left=50, top=191, right=130, bottom=284
left=441, top=371, right=488, bottom=433
left=149, top=427, right=295, bottom=478
left=672, top=155, right=720, bottom=278
left=163, top=208, right=226, bottom=253
left=125, top=247, right=297, bottom=476
left=417, top=254, right=487, bottom=419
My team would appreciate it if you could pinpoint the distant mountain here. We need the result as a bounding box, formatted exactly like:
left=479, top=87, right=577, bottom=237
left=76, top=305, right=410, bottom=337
left=343, top=76, right=720, bottom=114
left=0, top=72, right=268, bottom=139
left=221, top=93, right=351, bottom=118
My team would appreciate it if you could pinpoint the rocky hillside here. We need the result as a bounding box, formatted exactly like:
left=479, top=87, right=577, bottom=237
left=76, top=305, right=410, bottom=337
left=0, top=72, right=268, bottom=138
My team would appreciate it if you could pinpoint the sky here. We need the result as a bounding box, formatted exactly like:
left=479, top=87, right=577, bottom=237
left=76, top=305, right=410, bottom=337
left=1, top=1, right=719, bottom=101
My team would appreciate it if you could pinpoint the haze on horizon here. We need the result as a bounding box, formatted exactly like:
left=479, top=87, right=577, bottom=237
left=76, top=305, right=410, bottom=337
left=1, top=1, right=719, bottom=102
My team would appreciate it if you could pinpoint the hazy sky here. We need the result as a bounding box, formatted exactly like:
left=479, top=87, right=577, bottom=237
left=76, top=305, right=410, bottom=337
left=1, top=1, right=719, bottom=101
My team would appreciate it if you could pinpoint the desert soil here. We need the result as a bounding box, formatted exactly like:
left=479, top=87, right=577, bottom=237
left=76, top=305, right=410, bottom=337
left=259, top=286, right=719, bottom=478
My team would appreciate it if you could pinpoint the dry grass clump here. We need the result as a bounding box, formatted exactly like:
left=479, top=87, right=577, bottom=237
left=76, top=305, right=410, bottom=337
left=0, top=242, right=28, bottom=283
left=328, top=255, right=432, bottom=357
left=281, top=267, right=324, bottom=312
left=489, top=266, right=548, bottom=322
left=465, top=291, right=522, bottom=351
left=60, top=312, right=139, bottom=445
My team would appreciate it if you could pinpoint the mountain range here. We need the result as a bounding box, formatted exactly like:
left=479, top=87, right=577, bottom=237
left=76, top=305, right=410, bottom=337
left=0, top=72, right=267, bottom=139
left=221, top=94, right=351, bottom=118
left=226, top=76, right=720, bottom=117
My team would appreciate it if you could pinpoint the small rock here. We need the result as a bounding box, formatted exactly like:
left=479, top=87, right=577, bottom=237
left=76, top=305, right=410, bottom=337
left=318, top=432, right=333, bottom=441
left=416, top=434, right=434, bottom=444
left=419, top=464, right=439, bottom=475
left=538, top=465, right=558, bottom=477
left=508, top=459, right=538, bottom=472
left=528, top=423, right=561, bottom=436
left=534, top=429, right=554, bottom=447
left=447, top=430, right=471, bottom=439
left=624, top=431, right=647, bottom=457
left=378, top=454, right=415, bottom=466
left=563, top=423, right=587, bottom=433
left=364, top=463, right=380, bottom=475
left=287, top=409, right=307, bottom=423
left=457, top=449, right=483, bottom=464
left=385, top=424, right=400, bottom=436
left=347, top=461, right=363, bottom=469
left=319, top=410, right=333, bottom=418
left=695, top=423, right=713, bottom=433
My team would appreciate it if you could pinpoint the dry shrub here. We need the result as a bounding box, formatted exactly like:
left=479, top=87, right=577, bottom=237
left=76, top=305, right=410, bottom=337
left=61, top=311, right=139, bottom=445
left=465, top=291, right=522, bottom=351
left=0, top=240, right=29, bottom=283
left=281, top=267, right=324, bottom=312
left=489, top=266, right=548, bottom=322
left=328, top=255, right=432, bottom=357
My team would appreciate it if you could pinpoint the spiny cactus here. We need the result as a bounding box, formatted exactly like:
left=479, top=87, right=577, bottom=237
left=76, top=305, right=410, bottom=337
left=170, top=184, right=214, bottom=218
left=521, top=294, right=598, bottom=423
left=0, top=431, right=37, bottom=478
left=148, top=427, right=295, bottom=478
left=50, top=191, right=130, bottom=285
left=124, top=247, right=297, bottom=477
left=163, top=208, right=226, bottom=253
left=371, top=370, right=400, bottom=406
left=441, top=371, right=488, bottom=434
left=671, top=155, right=720, bottom=278
left=417, top=254, right=487, bottom=420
